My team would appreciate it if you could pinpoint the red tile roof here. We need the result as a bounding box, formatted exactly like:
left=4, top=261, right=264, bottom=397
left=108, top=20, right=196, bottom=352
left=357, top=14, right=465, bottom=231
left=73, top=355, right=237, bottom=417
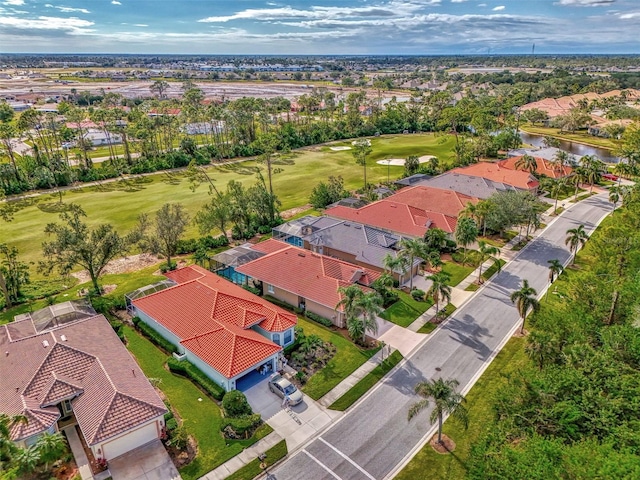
left=236, top=241, right=380, bottom=312
left=498, top=156, right=573, bottom=179
left=0, top=315, right=166, bottom=445
left=133, top=266, right=297, bottom=379
left=385, top=186, right=479, bottom=216
left=325, top=201, right=458, bottom=236
left=451, top=163, right=539, bottom=190
left=250, top=238, right=289, bottom=254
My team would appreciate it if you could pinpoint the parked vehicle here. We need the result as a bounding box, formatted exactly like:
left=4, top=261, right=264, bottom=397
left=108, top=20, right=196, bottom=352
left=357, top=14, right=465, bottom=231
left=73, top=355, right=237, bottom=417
left=268, top=373, right=304, bottom=406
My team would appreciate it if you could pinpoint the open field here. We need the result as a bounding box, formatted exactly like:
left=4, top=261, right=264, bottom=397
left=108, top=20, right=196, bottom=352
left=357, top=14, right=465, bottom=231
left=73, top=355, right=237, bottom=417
left=0, top=134, right=456, bottom=268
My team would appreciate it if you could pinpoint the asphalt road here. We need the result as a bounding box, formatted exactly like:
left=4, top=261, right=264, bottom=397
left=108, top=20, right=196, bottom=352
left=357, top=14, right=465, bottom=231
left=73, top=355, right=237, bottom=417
left=270, top=193, right=612, bottom=480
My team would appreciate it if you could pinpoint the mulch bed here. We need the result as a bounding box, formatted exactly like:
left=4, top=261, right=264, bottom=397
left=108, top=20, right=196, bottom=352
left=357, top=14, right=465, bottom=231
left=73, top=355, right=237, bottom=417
left=430, top=434, right=456, bottom=454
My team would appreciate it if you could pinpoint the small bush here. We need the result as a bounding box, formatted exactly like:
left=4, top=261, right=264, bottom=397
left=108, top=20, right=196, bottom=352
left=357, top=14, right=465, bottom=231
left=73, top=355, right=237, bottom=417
left=220, top=414, right=262, bottom=439
left=222, top=390, right=253, bottom=417
left=160, top=261, right=178, bottom=273
left=135, top=319, right=178, bottom=354
left=410, top=289, right=425, bottom=301
left=304, top=311, right=334, bottom=328
left=167, top=358, right=225, bottom=401
left=242, top=284, right=262, bottom=296
left=165, top=418, right=178, bottom=431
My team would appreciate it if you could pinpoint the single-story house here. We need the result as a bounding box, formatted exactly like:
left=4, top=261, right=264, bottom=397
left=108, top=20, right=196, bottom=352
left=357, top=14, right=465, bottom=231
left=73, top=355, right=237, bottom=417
left=0, top=301, right=167, bottom=461
left=236, top=240, right=380, bottom=328
left=272, top=216, right=421, bottom=283
left=83, top=130, right=123, bottom=146
left=181, top=121, right=225, bottom=135
left=450, top=163, right=539, bottom=193
left=408, top=172, right=517, bottom=199
left=498, top=155, right=573, bottom=179
left=130, top=265, right=297, bottom=392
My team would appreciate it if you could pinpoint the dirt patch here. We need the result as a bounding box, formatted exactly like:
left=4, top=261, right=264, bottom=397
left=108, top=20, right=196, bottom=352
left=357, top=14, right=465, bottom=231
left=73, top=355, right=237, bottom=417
left=71, top=253, right=160, bottom=284
left=430, top=433, right=456, bottom=454
left=282, top=204, right=313, bottom=219
left=166, top=435, right=197, bottom=469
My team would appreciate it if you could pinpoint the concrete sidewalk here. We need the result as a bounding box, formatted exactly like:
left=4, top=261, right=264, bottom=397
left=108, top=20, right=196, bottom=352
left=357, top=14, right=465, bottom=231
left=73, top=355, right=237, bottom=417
left=63, top=426, right=95, bottom=480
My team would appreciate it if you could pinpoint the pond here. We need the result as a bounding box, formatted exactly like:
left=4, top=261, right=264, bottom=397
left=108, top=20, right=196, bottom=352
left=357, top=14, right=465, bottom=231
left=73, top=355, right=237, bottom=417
left=519, top=131, right=619, bottom=163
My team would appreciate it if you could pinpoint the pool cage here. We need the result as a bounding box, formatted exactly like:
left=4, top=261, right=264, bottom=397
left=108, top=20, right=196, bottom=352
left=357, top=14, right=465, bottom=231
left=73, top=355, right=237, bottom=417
left=125, top=279, right=177, bottom=315
left=14, top=298, right=97, bottom=334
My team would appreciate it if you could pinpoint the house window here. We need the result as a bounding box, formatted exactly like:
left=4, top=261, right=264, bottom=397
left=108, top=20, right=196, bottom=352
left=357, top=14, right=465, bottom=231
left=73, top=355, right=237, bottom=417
left=267, top=284, right=274, bottom=294
left=284, top=329, right=292, bottom=345
left=273, top=333, right=281, bottom=346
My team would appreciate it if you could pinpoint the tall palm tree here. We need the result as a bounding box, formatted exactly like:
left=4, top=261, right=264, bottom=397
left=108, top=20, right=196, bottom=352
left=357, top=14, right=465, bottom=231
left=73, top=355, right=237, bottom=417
left=459, top=202, right=478, bottom=223
left=570, top=167, right=589, bottom=200
left=552, top=150, right=570, bottom=175
left=546, top=259, right=564, bottom=298
left=476, top=240, right=500, bottom=284
left=425, top=271, right=452, bottom=315
left=383, top=253, right=409, bottom=285
left=454, top=217, right=478, bottom=265
left=510, top=279, right=540, bottom=335
left=408, top=378, right=468, bottom=445
left=550, top=177, right=567, bottom=214
left=581, top=155, right=605, bottom=193
left=398, top=238, right=429, bottom=290
left=514, top=154, right=537, bottom=174
left=34, top=432, right=67, bottom=471
left=565, top=224, right=588, bottom=266
left=609, top=185, right=621, bottom=212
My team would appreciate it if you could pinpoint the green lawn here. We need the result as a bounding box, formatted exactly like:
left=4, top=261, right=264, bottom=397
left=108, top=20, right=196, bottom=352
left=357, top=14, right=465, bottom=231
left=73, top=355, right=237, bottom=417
left=481, top=259, right=506, bottom=281
left=224, top=440, right=287, bottom=480
left=380, top=291, right=432, bottom=328
left=123, top=326, right=270, bottom=480
left=395, top=337, right=528, bottom=480
left=440, top=261, right=474, bottom=287
left=297, top=317, right=380, bottom=400
left=417, top=321, right=437, bottom=334
left=1, top=133, right=456, bottom=268
left=570, top=192, right=597, bottom=203
left=329, top=350, right=403, bottom=411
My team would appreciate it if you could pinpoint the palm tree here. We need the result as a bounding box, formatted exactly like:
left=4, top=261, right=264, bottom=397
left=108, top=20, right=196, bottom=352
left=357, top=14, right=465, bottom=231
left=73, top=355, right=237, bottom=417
left=352, top=138, right=372, bottom=188
left=34, top=432, right=67, bottom=471
left=459, top=202, right=478, bottom=222
left=510, top=279, right=540, bottom=335
left=351, top=291, right=383, bottom=344
left=550, top=177, right=567, bottom=214
left=581, top=155, right=605, bottom=193
left=454, top=217, right=478, bottom=265
left=565, top=224, right=588, bottom=266
left=546, top=259, right=564, bottom=298
left=609, top=186, right=621, bottom=212
left=514, top=154, right=537, bottom=174
left=476, top=240, right=500, bottom=284
left=552, top=150, right=570, bottom=175
left=0, top=413, right=26, bottom=471
left=408, top=378, right=468, bottom=446
left=425, top=271, right=452, bottom=315
left=570, top=167, right=589, bottom=200
left=398, top=238, right=430, bottom=290
left=336, top=284, right=364, bottom=324
left=383, top=253, right=409, bottom=285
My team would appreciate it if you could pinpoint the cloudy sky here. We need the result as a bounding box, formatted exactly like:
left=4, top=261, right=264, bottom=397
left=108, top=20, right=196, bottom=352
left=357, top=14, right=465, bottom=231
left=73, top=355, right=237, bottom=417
left=0, top=0, right=638, bottom=54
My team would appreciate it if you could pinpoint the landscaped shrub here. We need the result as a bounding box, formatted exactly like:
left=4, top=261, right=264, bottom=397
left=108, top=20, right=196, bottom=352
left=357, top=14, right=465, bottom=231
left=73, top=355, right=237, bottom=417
left=134, top=318, right=179, bottom=354
left=165, top=418, right=178, bottom=431
left=304, top=311, right=334, bottom=328
left=242, top=285, right=262, bottom=296
left=220, top=414, right=262, bottom=439
left=167, top=358, right=225, bottom=401
left=222, top=390, right=253, bottom=417
left=410, top=289, right=425, bottom=301
left=160, top=261, right=178, bottom=273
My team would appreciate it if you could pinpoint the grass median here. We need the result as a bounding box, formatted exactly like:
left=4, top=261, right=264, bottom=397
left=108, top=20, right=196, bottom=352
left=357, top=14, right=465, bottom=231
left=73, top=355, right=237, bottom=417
left=380, top=291, right=432, bottom=327
left=329, top=350, right=404, bottom=411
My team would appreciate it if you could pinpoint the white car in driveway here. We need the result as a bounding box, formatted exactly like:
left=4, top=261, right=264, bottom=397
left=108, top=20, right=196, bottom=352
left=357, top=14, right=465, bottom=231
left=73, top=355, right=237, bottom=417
left=268, top=373, right=304, bottom=406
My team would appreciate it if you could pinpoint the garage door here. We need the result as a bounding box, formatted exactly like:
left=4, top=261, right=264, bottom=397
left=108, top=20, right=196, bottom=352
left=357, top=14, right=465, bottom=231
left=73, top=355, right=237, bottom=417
left=102, top=421, right=158, bottom=460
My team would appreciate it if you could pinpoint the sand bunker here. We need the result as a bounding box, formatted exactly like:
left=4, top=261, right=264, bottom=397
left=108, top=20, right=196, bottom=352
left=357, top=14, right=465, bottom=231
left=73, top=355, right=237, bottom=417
left=329, top=146, right=352, bottom=151
left=376, top=155, right=436, bottom=166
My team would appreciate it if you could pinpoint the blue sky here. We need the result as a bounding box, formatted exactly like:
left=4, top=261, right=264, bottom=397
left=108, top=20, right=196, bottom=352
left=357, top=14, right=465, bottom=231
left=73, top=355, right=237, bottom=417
left=0, top=0, right=638, bottom=54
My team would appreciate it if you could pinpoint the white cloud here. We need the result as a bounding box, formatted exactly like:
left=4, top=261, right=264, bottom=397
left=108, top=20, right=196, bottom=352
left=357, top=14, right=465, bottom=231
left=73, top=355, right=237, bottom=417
left=134, top=24, right=148, bottom=27
left=555, top=0, right=615, bottom=6
left=0, top=15, right=94, bottom=32
left=492, top=5, right=505, bottom=11
left=478, top=3, right=487, bottom=6
left=45, top=5, right=91, bottom=14
left=111, top=0, right=121, bottom=4
left=619, top=11, right=640, bottom=19
left=3, top=0, right=25, bottom=6
left=451, top=0, right=468, bottom=2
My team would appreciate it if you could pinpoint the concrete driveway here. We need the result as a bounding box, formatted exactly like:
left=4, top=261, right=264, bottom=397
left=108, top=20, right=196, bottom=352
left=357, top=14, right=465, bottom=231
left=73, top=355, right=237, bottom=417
left=244, top=377, right=341, bottom=451
left=108, top=440, right=181, bottom=480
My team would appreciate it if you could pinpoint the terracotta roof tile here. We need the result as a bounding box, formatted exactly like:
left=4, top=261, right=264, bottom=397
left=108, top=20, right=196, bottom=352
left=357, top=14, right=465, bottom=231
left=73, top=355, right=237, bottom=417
left=237, top=242, right=379, bottom=312
left=10, top=399, right=60, bottom=441
left=498, top=156, right=573, bottom=179
left=451, top=163, right=539, bottom=190
left=385, top=186, right=479, bottom=216
left=250, top=238, right=289, bottom=254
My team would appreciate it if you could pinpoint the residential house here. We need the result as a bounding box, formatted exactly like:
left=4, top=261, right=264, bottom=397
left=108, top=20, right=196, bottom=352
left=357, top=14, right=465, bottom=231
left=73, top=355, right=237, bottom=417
left=409, top=172, right=517, bottom=199
left=83, top=130, right=123, bottom=147
left=498, top=156, right=573, bottom=179
left=0, top=301, right=167, bottom=461
left=450, top=163, right=539, bottom=192
left=272, top=216, right=421, bottom=282
left=236, top=240, right=380, bottom=328
left=130, top=265, right=297, bottom=392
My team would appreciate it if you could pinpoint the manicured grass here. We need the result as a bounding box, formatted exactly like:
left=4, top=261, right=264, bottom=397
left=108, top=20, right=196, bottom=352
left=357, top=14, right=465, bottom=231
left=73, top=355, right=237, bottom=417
left=440, top=261, right=474, bottom=287
left=464, top=283, right=480, bottom=292
left=395, top=337, right=528, bottom=480
left=440, top=303, right=457, bottom=318
left=123, top=326, right=268, bottom=480
left=380, top=291, right=432, bottom=328
left=570, top=191, right=596, bottom=203
left=329, top=350, right=404, bottom=411
left=297, top=317, right=380, bottom=400
left=481, top=259, right=506, bottom=281
left=224, top=440, right=288, bottom=480
left=1, top=133, right=455, bottom=267
left=520, top=125, right=616, bottom=150
left=417, top=321, right=437, bottom=334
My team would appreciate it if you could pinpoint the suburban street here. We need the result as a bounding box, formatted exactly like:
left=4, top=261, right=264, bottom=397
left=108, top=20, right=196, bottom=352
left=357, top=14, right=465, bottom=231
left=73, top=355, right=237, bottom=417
left=270, top=192, right=613, bottom=480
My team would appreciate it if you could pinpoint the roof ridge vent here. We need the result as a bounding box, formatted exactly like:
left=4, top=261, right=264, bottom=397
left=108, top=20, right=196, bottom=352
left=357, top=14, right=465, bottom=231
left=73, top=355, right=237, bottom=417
left=42, top=340, right=49, bottom=348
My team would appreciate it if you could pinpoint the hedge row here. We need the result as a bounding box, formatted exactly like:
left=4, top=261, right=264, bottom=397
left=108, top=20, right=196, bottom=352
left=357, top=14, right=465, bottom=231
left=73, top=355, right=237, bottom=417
left=219, top=414, right=262, bottom=437
left=166, top=357, right=225, bottom=401
left=304, top=311, right=334, bottom=328
left=132, top=317, right=179, bottom=354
